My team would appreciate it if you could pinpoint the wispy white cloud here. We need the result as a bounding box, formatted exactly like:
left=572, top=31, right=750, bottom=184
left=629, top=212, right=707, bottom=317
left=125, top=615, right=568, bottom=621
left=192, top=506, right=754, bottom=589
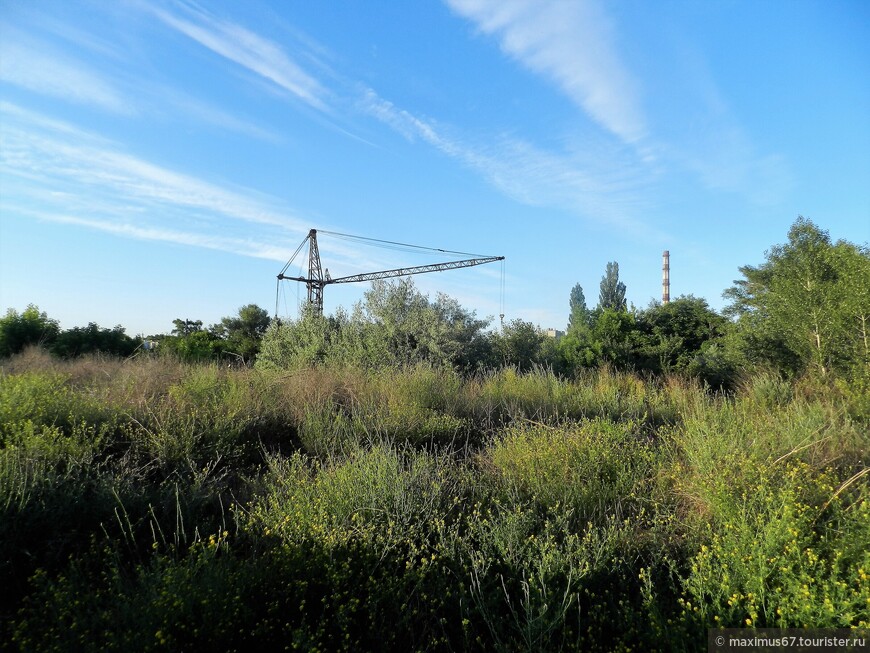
left=446, top=0, right=645, bottom=144
left=0, top=105, right=299, bottom=230
left=166, top=93, right=279, bottom=142
left=676, top=135, right=792, bottom=207
left=0, top=23, right=281, bottom=141
left=140, top=3, right=659, bottom=233
left=360, top=89, right=661, bottom=237
left=0, top=104, right=311, bottom=259
left=33, top=12, right=130, bottom=62
left=0, top=101, right=93, bottom=138
left=18, top=209, right=291, bottom=261
left=0, top=32, right=131, bottom=113
left=0, top=104, right=405, bottom=276
left=445, top=0, right=791, bottom=209
left=651, top=52, right=793, bottom=206
left=148, top=3, right=328, bottom=111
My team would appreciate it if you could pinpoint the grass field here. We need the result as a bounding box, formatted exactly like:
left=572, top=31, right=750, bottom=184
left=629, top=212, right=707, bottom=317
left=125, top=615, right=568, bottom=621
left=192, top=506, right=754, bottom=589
left=2, top=348, right=868, bottom=651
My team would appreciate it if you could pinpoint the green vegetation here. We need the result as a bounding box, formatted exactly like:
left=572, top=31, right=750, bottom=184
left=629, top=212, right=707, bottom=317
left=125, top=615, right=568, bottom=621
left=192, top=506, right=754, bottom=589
left=0, top=306, right=60, bottom=358
left=1, top=355, right=866, bottom=651
left=1, top=218, right=868, bottom=650
left=598, top=261, right=627, bottom=312
left=724, top=218, right=870, bottom=379
left=156, top=304, right=273, bottom=363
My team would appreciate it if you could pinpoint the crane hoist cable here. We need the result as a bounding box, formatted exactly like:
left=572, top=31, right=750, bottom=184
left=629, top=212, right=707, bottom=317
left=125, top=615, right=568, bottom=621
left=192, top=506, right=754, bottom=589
left=500, top=259, right=506, bottom=328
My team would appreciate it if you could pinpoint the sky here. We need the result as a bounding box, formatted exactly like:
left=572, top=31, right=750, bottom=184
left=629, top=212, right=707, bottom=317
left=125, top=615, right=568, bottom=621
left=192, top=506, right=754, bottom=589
left=1, top=0, right=868, bottom=337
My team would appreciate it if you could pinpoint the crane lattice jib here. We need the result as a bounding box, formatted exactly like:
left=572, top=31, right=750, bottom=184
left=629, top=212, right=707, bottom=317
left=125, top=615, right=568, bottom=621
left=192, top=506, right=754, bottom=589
left=277, top=229, right=504, bottom=315
left=279, top=257, right=504, bottom=286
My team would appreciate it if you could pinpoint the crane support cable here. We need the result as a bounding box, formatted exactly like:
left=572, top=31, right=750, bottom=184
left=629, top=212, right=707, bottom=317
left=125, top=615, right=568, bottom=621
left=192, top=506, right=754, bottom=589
left=317, top=229, right=495, bottom=259
left=278, top=233, right=311, bottom=278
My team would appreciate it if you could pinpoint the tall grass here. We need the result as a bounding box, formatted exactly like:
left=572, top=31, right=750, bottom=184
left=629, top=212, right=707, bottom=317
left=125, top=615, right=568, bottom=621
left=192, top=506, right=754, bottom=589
left=2, top=349, right=867, bottom=651
left=485, top=419, right=657, bottom=525
left=660, top=373, right=870, bottom=633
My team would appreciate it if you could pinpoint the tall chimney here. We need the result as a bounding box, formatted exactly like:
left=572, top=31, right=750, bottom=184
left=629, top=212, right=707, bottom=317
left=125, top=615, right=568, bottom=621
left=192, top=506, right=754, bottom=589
left=662, top=250, right=670, bottom=304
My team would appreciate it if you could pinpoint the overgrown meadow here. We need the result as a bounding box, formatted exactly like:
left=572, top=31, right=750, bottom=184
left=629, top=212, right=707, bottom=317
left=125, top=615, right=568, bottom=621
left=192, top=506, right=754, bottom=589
left=2, top=348, right=867, bottom=651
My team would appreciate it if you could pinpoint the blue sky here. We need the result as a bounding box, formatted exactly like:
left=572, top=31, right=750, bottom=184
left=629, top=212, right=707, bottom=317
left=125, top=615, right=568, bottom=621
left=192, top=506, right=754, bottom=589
left=1, top=0, right=868, bottom=336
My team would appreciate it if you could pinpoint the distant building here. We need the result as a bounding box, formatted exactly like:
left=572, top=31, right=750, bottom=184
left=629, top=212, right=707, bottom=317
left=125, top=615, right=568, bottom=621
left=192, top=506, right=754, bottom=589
left=545, top=328, right=564, bottom=340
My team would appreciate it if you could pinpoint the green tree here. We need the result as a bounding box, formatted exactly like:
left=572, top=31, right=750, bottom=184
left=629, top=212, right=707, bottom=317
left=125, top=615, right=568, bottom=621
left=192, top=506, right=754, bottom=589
left=637, top=296, right=727, bottom=374
left=557, top=262, right=637, bottom=374
left=558, top=326, right=598, bottom=371
left=492, top=319, right=547, bottom=371
left=51, top=323, right=139, bottom=358
left=832, top=242, right=870, bottom=368
left=598, top=262, right=627, bottom=311
left=256, top=305, right=345, bottom=370
left=724, top=217, right=869, bottom=377
left=591, top=308, right=641, bottom=368
left=213, top=304, right=272, bottom=362
left=430, top=292, right=493, bottom=371
left=160, top=318, right=221, bottom=361
left=567, top=283, right=590, bottom=331
left=598, top=261, right=626, bottom=311
left=257, top=279, right=491, bottom=371
left=557, top=308, right=644, bottom=372
left=171, top=319, right=203, bottom=337
left=358, top=278, right=490, bottom=369
left=686, top=331, right=743, bottom=390
left=0, top=305, right=60, bottom=357
left=163, top=331, right=223, bottom=362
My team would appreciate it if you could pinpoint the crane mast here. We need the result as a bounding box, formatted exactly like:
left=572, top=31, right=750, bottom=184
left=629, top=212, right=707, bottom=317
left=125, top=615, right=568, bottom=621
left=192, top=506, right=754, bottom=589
left=277, top=229, right=504, bottom=315
left=307, top=229, right=324, bottom=310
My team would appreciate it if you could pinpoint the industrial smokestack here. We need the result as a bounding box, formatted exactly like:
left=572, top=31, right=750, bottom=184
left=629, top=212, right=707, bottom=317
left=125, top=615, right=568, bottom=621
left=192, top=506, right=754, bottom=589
left=662, top=250, right=670, bottom=304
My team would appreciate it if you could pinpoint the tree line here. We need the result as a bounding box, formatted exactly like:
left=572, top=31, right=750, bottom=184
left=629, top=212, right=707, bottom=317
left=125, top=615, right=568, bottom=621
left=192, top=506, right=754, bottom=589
left=0, top=304, right=271, bottom=364
left=258, top=218, right=868, bottom=390
left=2, top=218, right=867, bottom=389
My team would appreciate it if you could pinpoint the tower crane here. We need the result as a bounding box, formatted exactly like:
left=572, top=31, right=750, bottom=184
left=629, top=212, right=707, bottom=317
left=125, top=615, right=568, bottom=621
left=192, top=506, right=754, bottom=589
left=277, top=229, right=504, bottom=316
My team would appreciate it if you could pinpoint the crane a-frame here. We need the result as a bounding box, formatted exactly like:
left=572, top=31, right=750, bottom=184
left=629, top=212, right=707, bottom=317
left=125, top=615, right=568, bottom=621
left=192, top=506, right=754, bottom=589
left=277, top=229, right=504, bottom=315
